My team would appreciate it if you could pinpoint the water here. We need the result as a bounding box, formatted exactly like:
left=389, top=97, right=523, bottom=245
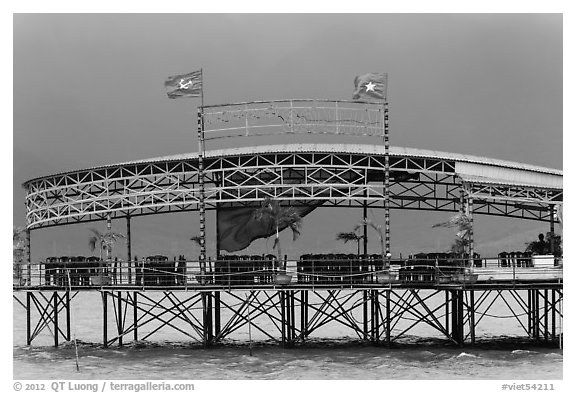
left=13, top=292, right=563, bottom=380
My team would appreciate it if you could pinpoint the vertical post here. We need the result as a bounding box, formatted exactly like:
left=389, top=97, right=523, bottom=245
left=469, top=290, right=475, bottom=344
left=544, top=289, right=549, bottom=341
left=214, top=291, right=221, bottom=340
left=300, top=290, right=307, bottom=340
left=197, top=108, right=207, bottom=279
left=383, top=99, right=391, bottom=267
left=247, top=292, right=253, bottom=356
left=126, top=216, right=132, bottom=285
left=363, top=193, right=368, bottom=256
left=370, top=290, right=375, bottom=341
left=53, top=292, right=59, bottom=347
left=385, top=289, right=391, bottom=347
left=65, top=291, right=71, bottom=341
left=201, top=292, right=207, bottom=345
left=458, top=290, right=464, bottom=346
left=467, top=195, right=474, bottom=268
left=102, top=291, right=108, bottom=347
left=280, top=290, right=286, bottom=346
left=535, top=289, right=540, bottom=340
left=363, top=290, right=368, bottom=340
left=551, top=289, right=556, bottom=340
left=528, top=289, right=532, bottom=338
left=207, top=292, right=213, bottom=344
left=26, top=292, right=31, bottom=346
left=133, top=292, right=138, bottom=342
left=117, top=291, right=123, bottom=346
left=549, top=205, right=555, bottom=255
left=374, top=290, right=380, bottom=342
left=445, top=290, right=450, bottom=337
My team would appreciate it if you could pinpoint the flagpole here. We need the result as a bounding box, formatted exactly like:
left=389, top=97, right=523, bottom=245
left=383, top=73, right=390, bottom=267
left=197, top=69, right=207, bottom=281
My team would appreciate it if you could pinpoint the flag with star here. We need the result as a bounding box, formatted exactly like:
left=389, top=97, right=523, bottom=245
left=165, top=69, right=203, bottom=99
left=352, top=72, right=387, bottom=101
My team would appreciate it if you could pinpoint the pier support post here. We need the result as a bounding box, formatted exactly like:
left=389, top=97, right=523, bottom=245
left=300, top=290, right=308, bottom=340
left=551, top=290, right=556, bottom=340
left=469, top=290, right=475, bottom=344
left=385, top=289, right=391, bottom=347
left=65, top=291, right=71, bottom=341
left=53, top=292, right=59, bottom=347
left=280, top=290, right=286, bottom=346
left=126, top=216, right=132, bottom=284
left=102, top=291, right=108, bottom=347
left=117, top=291, right=123, bottom=346
left=26, top=292, right=31, bottom=346
left=363, top=290, right=368, bottom=340
left=133, top=292, right=138, bottom=342
left=214, top=291, right=221, bottom=340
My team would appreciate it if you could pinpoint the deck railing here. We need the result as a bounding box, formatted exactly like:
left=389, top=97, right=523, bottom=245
left=12, top=256, right=562, bottom=289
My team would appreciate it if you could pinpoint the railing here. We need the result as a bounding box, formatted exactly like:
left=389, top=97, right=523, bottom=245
left=12, top=256, right=563, bottom=289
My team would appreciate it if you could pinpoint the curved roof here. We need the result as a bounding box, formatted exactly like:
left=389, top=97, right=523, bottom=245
left=24, top=143, right=562, bottom=189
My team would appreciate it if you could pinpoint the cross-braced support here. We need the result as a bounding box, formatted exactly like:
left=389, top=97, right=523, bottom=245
left=16, top=291, right=76, bottom=346
left=101, top=290, right=208, bottom=347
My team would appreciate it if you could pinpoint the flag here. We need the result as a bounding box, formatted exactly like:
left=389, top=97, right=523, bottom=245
left=217, top=204, right=320, bottom=252
left=165, top=70, right=202, bottom=99
left=352, top=72, right=387, bottom=101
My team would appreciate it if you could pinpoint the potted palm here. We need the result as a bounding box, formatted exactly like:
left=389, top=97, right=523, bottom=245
left=253, top=198, right=302, bottom=285
left=88, top=217, right=125, bottom=286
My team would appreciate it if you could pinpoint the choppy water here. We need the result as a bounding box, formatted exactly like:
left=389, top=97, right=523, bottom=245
left=13, top=292, right=563, bottom=380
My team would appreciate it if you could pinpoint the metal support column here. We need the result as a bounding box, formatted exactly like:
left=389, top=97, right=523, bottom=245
left=552, top=290, right=556, bottom=339
left=102, top=291, right=108, bottom=347
left=300, top=290, right=308, bottom=340
left=363, top=290, right=368, bottom=340
left=133, top=292, right=138, bottom=342
left=117, top=291, right=123, bottom=346
left=26, top=292, right=31, bottom=345
left=469, top=290, right=475, bottom=344
left=385, top=289, right=391, bottom=347
left=214, top=291, right=221, bottom=340
left=126, top=216, right=132, bottom=284
left=53, top=292, right=59, bottom=347
left=65, top=291, right=71, bottom=341
left=549, top=205, right=555, bottom=255
left=280, top=290, right=286, bottom=345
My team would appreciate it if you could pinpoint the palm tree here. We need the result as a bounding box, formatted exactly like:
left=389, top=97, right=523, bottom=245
left=355, top=218, right=387, bottom=268
left=432, top=211, right=472, bottom=257
left=13, top=226, right=26, bottom=282
left=253, top=197, right=303, bottom=271
left=88, top=220, right=125, bottom=278
left=336, top=231, right=365, bottom=256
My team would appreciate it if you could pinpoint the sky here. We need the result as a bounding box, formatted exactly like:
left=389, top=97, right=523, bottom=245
left=12, top=13, right=563, bottom=261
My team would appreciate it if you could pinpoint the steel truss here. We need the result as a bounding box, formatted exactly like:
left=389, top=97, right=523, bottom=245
left=24, top=150, right=561, bottom=229
left=17, top=286, right=561, bottom=347
left=14, top=291, right=77, bottom=346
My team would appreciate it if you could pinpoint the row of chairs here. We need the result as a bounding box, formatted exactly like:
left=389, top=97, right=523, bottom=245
left=44, top=256, right=102, bottom=286
left=134, top=255, right=187, bottom=286
left=409, top=252, right=482, bottom=267
left=498, top=251, right=533, bottom=267
left=297, top=254, right=386, bottom=284
left=214, top=254, right=278, bottom=285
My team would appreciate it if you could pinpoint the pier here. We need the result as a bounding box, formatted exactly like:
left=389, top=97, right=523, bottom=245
left=13, top=257, right=563, bottom=348
left=14, top=99, right=563, bottom=349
